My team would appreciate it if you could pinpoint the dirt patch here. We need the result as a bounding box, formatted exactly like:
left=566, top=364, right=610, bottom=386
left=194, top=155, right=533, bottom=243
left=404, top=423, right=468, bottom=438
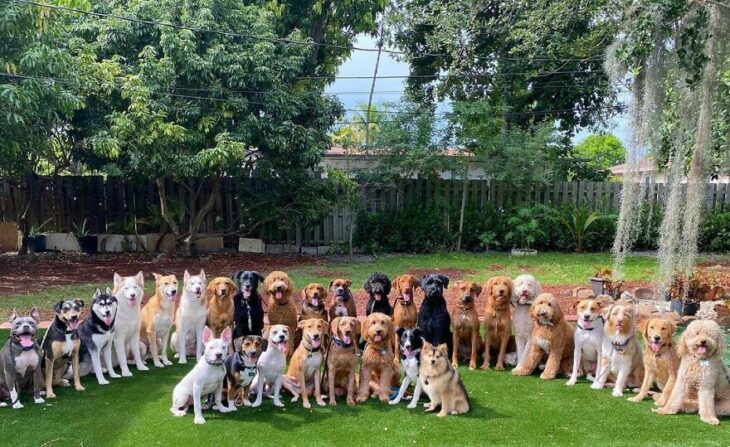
left=487, top=264, right=504, bottom=271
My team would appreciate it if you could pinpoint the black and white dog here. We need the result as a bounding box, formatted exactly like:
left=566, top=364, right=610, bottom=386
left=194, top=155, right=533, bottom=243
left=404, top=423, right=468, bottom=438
left=389, top=327, right=424, bottom=408
left=0, top=308, right=44, bottom=408
left=418, top=274, right=452, bottom=355
left=231, top=271, right=265, bottom=340
left=78, top=288, right=120, bottom=385
left=364, top=272, right=392, bottom=316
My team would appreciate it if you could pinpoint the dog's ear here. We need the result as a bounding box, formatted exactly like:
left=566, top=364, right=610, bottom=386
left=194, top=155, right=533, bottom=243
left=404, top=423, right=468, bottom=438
left=360, top=317, right=369, bottom=340
left=220, top=326, right=232, bottom=344
left=329, top=280, right=335, bottom=289
left=383, top=275, right=392, bottom=295
left=28, top=307, right=40, bottom=323
left=254, top=272, right=265, bottom=283
left=93, top=288, right=101, bottom=299
left=233, top=336, right=244, bottom=352
left=344, top=279, right=352, bottom=288
left=202, top=325, right=214, bottom=344
left=75, top=299, right=85, bottom=309
left=320, top=319, right=329, bottom=334
left=569, top=300, right=581, bottom=313
left=420, top=275, right=428, bottom=290
left=54, top=300, right=64, bottom=314
left=413, top=327, right=423, bottom=340
left=474, top=283, right=483, bottom=297
left=261, top=325, right=270, bottom=340
left=484, top=278, right=493, bottom=298
left=676, top=330, right=689, bottom=358
left=105, top=287, right=113, bottom=295
left=438, top=274, right=449, bottom=289
left=411, top=276, right=420, bottom=290
left=135, top=271, right=144, bottom=287
left=9, top=308, right=18, bottom=323
left=297, top=319, right=307, bottom=329
left=638, top=319, right=649, bottom=340
left=504, top=278, right=513, bottom=297
left=113, top=272, right=122, bottom=288
left=363, top=277, right=372, bottom=294
left=153, top=273, right=161, bottom=281
left=301, top=287, right=309, bottom=301
left=353, top=318, right=361, bottom=341
left=226, top=278, right=237, bottom=294
left=396, top=327, right=406, bottom=340
left=199, top=269, right=206, bottom=283
left=666, top=320, right=677, bottom=336
left=230, top=270, right=242, bottom=282
left=551, top=297, right=564, bottom=322
left=436, top=343, right=448, bottom=354
left=184, top=270, right=190, bottom=284
left=330, top=317, right=340, bottom=337
left=422, top=339, right=432, bottom=351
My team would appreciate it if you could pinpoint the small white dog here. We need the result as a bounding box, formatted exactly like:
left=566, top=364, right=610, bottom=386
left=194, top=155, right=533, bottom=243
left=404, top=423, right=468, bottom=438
left=251, top=324, right=289, bottom=408
left=112, top=272, right=149, bottom=376
left=170, top=325, right=234, bottom=424
left=173, top=270, right=207, bottom=364
left=511, top=274, right=542, bottom=366
left=566, top=297, right=607, bottom=386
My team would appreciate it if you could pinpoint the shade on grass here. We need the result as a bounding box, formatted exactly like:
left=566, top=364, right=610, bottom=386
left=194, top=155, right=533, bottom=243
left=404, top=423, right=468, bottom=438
left=0, top=328, right=724, bottom=447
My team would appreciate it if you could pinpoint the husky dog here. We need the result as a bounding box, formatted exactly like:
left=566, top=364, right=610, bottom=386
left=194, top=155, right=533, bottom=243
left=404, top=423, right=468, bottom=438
left=420, top=341, right=470, bottom=417
left=390, top=327, right=425, bottom=409
left=170, top=326, right=235, bottom=425
left=0, top=308, right=44, bottom=409
left=42, top=299, right=85, bottom=398
left=251, top=324, right=289, bottom=408
left=112, top=271, right=149, bottom=376
left=78, top=288, right=119, bottom=385
left=173, top=270, right=207, bottom=364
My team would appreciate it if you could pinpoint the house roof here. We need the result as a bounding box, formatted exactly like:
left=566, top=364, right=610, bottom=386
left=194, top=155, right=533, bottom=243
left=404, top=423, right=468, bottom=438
left=325, top=146, right=469, bottom=157
left=609, top=158, right=659, bottom=175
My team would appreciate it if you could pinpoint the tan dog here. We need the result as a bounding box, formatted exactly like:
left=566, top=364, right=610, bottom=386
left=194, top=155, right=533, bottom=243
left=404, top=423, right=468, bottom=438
left=420, top=341, right=470, bottom=417
left=512, top=293, right=574, bottom=380
left=328, top=279, right=357, bottom=320
left=139, top=273, right=178, bottom=368
left=357, top=312, right=396, bottom=403
left=392, top=274, right=419, bottom=329
left=655, top=319, right=730, bottom=425
left=300, top=283, right=327, bottom=321
left=263, top=271, right=297, bottom=357
left=206, top=277, right=237, bottom=338
left=451, top=280, right=483, bottom=370
left=325, top=316, right=360, bottom=406
left=482, top=276, right=513, bottom=370
left=629, top=318, right=678, bottom=405
left=283, top=318, right=328, bottom=408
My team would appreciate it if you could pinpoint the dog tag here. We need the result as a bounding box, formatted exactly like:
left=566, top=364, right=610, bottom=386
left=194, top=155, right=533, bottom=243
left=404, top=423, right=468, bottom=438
left=699, top=360, right=710, bottom=367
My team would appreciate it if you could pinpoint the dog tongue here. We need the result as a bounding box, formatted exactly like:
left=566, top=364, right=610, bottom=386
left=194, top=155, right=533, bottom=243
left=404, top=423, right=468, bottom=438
left=342, top=335, right=351, bottom=345
left=403, top=293, right=411, bottom=301
left=243, top=290, right=251, bottom=298
left=698, top=345, right=707, bottom=354
left=69, top=320, right=79, bottom=330
left=375, top=293, right=382, bottom=301
left=650, top=342, right=660, bottom=353
left=311, top=298, right=318, bottom=307
left=311, top=338, right=321, bottom=348
left=275, top=291, right=283, bottom=299
left=277, top=342, right=287, bottom=353
left=19, top=334, right=34, bottom=348
left=374, top=334, right=382, bottom=342
left=103, top=316, right=113, bottom=326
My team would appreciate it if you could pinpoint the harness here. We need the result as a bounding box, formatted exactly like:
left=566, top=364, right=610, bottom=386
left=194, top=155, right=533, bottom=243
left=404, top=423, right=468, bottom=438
left=332, top=337, right=354, bottom=350
left=397, top=295, right=414, bottom=306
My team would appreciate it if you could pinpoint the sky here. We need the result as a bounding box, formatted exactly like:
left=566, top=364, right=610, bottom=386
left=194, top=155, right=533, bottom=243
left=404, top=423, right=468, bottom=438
left=325, top=35, right=632, bottom=147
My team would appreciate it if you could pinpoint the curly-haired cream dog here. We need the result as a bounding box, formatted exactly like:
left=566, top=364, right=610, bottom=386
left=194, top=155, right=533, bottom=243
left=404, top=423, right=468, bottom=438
left=512, top=293, right=574, bottom=380
left=206, top=277, right=237, bottom=338
left=451, top=280, right=483, bottom=370
left=482, top=276, right=513, bottom=370
left=357, top=312, right=396, bottom=403
left=629, top=318, right=678, bottom=405
left=655, top=319, right=730, bottom=425
left=392, top=274, right=420, bottom=329
left=264, top=271, right=297, bottom=357
left=511, top=274, right=542, bottom=366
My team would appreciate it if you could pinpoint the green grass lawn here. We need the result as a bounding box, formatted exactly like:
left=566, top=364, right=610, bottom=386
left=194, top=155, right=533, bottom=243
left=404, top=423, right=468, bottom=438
left=0, top=327, right=724, bottom=447
left=0, top=253, right=659, bottom=317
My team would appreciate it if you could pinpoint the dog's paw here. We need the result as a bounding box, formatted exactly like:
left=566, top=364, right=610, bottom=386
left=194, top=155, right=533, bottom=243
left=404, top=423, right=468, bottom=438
left=46, top=392, right=56, bottom=399
left=407, top=402, right=418, bottom=409
left=481, top=364, right=491, bottom=371
left=586, top=373, right=595, bottom=382
left=121, top=370, right=133, bottom=377
left=495, top=363, right=505, bottom=371
left=612, top=389, right=623, bottom=398
left=108, top=371, right=121, bottom=379
left=154, top=362, right=164, bottom=368
left=590, top=382, right=603, bottom=390
left=290, top=395, right=299, bottom=402
left=389, top=398, right=400, bottom=405
left=316, top=399, right=326, bottom=407
left=302, top=400, right=311, bottom=409
left=566, top=378, right=577, bottom=386
left=539, top=371, right=554, bottom=380
left=0, top=402, right=7, bottom=407
left=469, top=363, right=477, bottom=371
left=12, top=401, right=24, bottom=409
left=34, top=397, right=44, bottom=404
left=451, top=362, right=459, bottom=370
left=511, top=368, right=526, bottom=376
left=137, top=364, right=149, bottom=371
left=251, top=400, right=262, bottom=408
left=179, top=359, right=188, bottom=365
left=243, top=399, right=252, bottom=407
left=98, top=379, right=110, bottom=385
left=437, top=412, right=448, bottom=418
left=219, top=405, right=235, bottom=413
left=329, top=399, right=338, bottom=407
left=273, top=399, right=284, bottom=408
left=75, top=384, right=85, bottom=392
left=653, top=407, right=672, bottom=415
left=194, top=416, right=206, bottom=425
left=59, top=379, right=70, bottom=387
left=171, top=409, right=186, bottom=417
left=628, top=395, right=643, bottom=403
left=347, top=399, right=356, bottom=407
left=162, top=358, right=173, bottom=366
left=701, top=416, right=720, bottom=426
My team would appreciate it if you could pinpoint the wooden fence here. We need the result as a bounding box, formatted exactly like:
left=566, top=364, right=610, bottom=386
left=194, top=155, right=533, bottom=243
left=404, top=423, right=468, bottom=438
left=2, top=177, right=730, bottom=247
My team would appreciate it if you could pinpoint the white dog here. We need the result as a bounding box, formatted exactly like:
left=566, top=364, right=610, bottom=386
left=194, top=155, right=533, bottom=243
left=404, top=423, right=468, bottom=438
left=566, top=297, right=607, bottom=386
left=170, top=325, right=234, bottom=424
left=251, top=324, right=289, bottom=408
left=591, top=302, right=643, bottom=396
left=511, top=274, right=542, bottom=366
left=112, top=272, right=149, bottom=376
left=173, top=270, right=207, bottom=364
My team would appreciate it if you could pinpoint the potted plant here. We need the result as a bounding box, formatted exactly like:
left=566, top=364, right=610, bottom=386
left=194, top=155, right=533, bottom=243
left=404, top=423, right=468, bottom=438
left=25, top=218, right=53, bottom=253
left=73, top=218, right=98, bottom=254
left=590, top=266, right=622, bottom=299
left=505, top=206, right=544, bottom=256
left=667, top=271, right=712, bottom=316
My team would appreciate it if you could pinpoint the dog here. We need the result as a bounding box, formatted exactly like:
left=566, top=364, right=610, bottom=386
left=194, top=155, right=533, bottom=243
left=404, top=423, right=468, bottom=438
left=231, top=271, right=265, bottom=340
left=112, top=271, right=148, bottom=376
left=629, top=318, right=678, bottom=405
left=591, top=302, right=644, bottom=396
left=42, top=299, right=85, bottom=398
left=0, top=308, right=44, bottom=408
left=566, top=296, right=609, bottom=386
left=450, top=280, right=483, bottom=370
left=390, top=327, right=424, bottom=408
left=294, top=283, right=328, bottom=350
left=170, top=326, right=235, bottom=424
left=328, top=278, right=357, bottom=320
left=77, top=288, right=119, bottom=384
left=654, top=319, right=730, bottom=425
left=512, top=293, right=574, bottom=380
left=325, top=316, right=359, bottom=406
left=282, top=318, right=329, bottom=408
left=357, top=312, right=397, bottom=403
left=364, top=272, right=393, bottom=316
left=139, top=273, right=178, bottom=368
left=482, top=276, right=513, bottom=370
left=251, top=324, right=289, bottom=408
left=206, top=277, right=237, bottom=338
left=511, top=274, right=542, bottom=366
left=420, top=341, right=470, bottom=417
left=222, top=335, right=262, bottom=410
left=392, top=274, right=420, bottom=329
left=173, top=270, right=208, bottom=364
left=418, top=274, right=452, bottom=355
left=263, top=271, right=297, bottom=356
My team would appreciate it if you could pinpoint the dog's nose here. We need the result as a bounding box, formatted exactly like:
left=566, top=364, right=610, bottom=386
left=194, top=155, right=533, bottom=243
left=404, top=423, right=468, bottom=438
left=583, top=315, right=591, bottom=321
left=461, top=296, right=469, bottom=302
left=344, top=330, right=351, bottom=336
left=375, top=329, right=382, bottom=335
left=171, top=289, right=177, bottom=295
left=312, top=334, right=320, bottom=340
left=700, top=340, right=707, bottom=346
left=278, top=336, right=286, bottom=342
left=221, top=288, right=226, bottom=294
left=653, top=335, right=661, bottom=341
left=130, top=293, right=136, bottom=298
left=105, top=311, right=111, bottom=316
left=71, top=315, right=78, bottom=321
left=216, top=352, right=223, bottom=360
left=336, top=287, right=344, bottom=294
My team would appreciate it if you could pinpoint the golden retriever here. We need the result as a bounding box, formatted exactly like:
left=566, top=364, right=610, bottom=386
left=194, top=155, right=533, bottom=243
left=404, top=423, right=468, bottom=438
left=451, top=280, right=483, bottom=370
left=629, top=318, right=678, bottom=405
left=206, top=277, right=237, bottom=338
left=482, top=276, right=513, bottom=370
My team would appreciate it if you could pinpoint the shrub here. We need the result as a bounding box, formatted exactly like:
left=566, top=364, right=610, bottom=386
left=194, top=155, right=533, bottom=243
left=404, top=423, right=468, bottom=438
left=700, top=210, right=730, bottom=252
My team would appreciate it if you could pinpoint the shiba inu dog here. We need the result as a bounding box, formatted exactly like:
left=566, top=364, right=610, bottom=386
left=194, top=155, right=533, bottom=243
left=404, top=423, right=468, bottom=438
left=42, top=299, right=85, bottom=398
left=78, top=288, right=119, bottom=384
left=112, top=271, right=148, bottom=376
left=0, top=308, right=44, bottom=408
left=140, top=273, right=178, bottom=367
left=419, top=341, right=470, bottom=417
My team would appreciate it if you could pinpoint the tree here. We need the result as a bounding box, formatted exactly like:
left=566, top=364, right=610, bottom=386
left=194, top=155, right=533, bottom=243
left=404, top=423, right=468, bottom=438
left=332, top=102, right=387, bottom=148
left=571, top=133, right=626, bottom=180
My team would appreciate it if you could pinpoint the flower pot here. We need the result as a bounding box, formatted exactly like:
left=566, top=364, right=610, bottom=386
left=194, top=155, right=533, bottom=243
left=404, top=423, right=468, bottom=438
left=44, top=232, right=81, bottom=251
left=99, top=234, right=146, bottom=252
left=670, top=299, right=699, bottom=316
left=590, top=277, right=621, bottom=299
left=34, top=234, right=47, bottom=252
left=23, top=236, right=38, bottom=253
left=146, top=233, right=175, bottom=252
left=511, top=248, right=537, bottom=257
left=78, top=235, right=98, bottom=254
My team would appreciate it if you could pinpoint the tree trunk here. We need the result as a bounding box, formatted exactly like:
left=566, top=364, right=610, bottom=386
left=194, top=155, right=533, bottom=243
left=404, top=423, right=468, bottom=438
left=307, top=1, right=331, bottom=69
left=182, top=177, right=221, bottom=256
left=16, top=175, right=36, bottom=255
left=156, top=177, right=184, bottom=250
left=457, top=174, right=468, bottom=251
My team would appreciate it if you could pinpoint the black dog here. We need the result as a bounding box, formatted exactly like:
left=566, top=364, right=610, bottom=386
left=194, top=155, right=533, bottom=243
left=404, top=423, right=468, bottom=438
left=418, top=274, right=452, bottom=355
left=364, top=272, right=392, bottom=316
left=231, top=271, right=265, bottom=339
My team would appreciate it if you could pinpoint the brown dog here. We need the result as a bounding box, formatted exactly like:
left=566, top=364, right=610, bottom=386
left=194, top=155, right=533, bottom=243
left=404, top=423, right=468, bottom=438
left=392, top=274, right=419, bottom=329
left=206, top=277, right=237, bottom=338
left=629, top=318, right=678, bottom=405
left=263, top=271, right=297, bottom=357
left=512, top=293, right=574, bottom=380
left=328, top=279, right=357, bottom=320
left=283, top=318, right=328, bottom=408
left=325, top=316, right=360, bottom=406
left=482, top=276, right=513, bottom=370
left=139, top=273, right=178, bottom=367
left=300, top=283, right=328, bottom=322
left=357, top=312, right=396, bottom=403
left=451, top=280, right=483, bottom=370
